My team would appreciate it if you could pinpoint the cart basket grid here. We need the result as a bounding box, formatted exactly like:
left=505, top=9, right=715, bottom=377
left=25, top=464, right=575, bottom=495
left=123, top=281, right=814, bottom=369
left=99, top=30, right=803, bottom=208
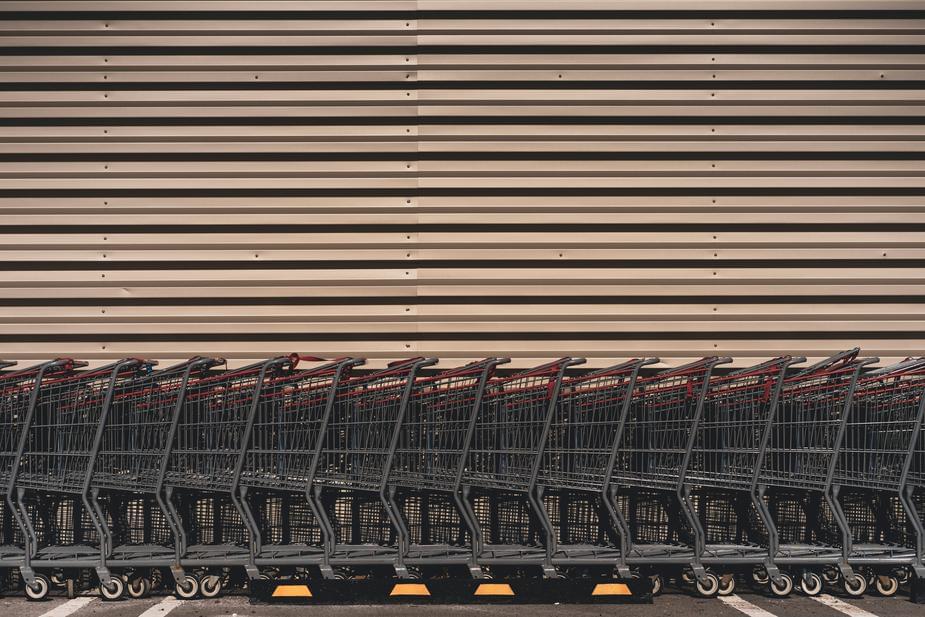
left=836, top=357, right=925, bottom=491
left=91, top=357, right=224, bottom=493
left=239, top=356, right=362, bottom=492
left=0, top=359, right=79, bottom=487
left=314, top=357, right=436, bottom=492
left=759, top=349, right=873, bottom=490
left=685, top=356, right=797, bottom=490
left=164, top=356, right=293, bottom=492
left=15, top=359, right=151, bottom=493
left=538, top=358, right=654, bottom=492
left=389, top=358, right=505, bottom=492
left=464, top=357, right=583, bottom=492
left=610, top=357, right=727, bottom=491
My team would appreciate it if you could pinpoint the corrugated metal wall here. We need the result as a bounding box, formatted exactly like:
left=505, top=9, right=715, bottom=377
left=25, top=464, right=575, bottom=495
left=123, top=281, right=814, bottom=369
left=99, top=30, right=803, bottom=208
left=1, top=1, right=922, bottom=369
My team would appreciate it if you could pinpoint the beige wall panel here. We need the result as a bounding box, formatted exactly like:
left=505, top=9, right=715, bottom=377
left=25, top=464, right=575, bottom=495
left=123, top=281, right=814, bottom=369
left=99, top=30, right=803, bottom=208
left=0, top=2, right=921, bottom=369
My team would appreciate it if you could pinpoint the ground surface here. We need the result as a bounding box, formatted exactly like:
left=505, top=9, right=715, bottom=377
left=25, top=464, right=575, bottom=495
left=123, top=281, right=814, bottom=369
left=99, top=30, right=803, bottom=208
left=2, top=588, right=922, bottom=617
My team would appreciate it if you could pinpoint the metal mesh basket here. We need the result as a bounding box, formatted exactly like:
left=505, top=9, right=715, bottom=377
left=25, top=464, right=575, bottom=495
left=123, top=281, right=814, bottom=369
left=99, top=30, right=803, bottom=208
left=759, top=349, right=873, bottom=490
left=835, top=357, right=925, bottom=491
left=686, top=357, right=797, bottom=490
left=611, top=357, right=728, bottom=491
left=390, top=358, right=504, bottom=492
left=16, top=359, right=152, bottom=493
left=165, top=356, right=295, bottom=491
left=239, top=356, right=362, bottom=492
left=314, top=357, right=436, bottom=492
left=539, top=358, right=653, bottom=492
left=464, top=358, right=584, bottom=492
left=92, top=357, right=223, bottom=492
left=0, top=359, right=78, bottom=547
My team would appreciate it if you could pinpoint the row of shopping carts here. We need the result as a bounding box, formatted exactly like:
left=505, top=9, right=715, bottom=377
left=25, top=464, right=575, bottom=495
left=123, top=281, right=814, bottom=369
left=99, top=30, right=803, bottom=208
left=0, top=349, right=921, bottom=602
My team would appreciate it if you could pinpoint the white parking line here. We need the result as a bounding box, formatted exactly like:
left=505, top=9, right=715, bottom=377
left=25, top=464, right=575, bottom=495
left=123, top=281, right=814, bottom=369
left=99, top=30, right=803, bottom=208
left=37, top=597, right=95, bottom=617
left=137, top=597, right=184, bottom=617
left=718, top=594, right=778, bottom=617
left=812, top=594, right=880, bottom=617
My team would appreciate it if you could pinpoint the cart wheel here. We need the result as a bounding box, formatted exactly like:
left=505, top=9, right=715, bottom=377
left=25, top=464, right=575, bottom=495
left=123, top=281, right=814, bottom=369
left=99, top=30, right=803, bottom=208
left=648, top=574, right=663, bottom=596
left=126, top=577, right=150, bottom=599
left=99, top=577, right=125, bottom=601
left=718, top=574, right=736, bottom=596
left=896, top=569, right=911, bottom=585
left=874, top=575, right=899, bottom=597
left=752, top=568, right=769, bottom=585
left=769, top=573, right=793, bottom=597
left=175, top=576, right=199, bottom=599
left=799, top=572, right=823, bottom=597
left=681, top=570, right=696, bottom=585
left=821, top=567, right=840, bottom=584
left=843, top=573, right=867, bottom=597
left=695, top=572, right=720, bottom=598
left=200, top=575, right=222, bottom=599
left=24, top=574, right=50, bottom=601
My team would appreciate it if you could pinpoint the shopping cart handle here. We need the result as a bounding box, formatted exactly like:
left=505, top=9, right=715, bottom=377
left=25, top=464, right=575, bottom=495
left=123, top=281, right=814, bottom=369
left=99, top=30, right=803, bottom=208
left=865, top=356, right=925, bottom=377
left=0, top=360, right=15, bottom=370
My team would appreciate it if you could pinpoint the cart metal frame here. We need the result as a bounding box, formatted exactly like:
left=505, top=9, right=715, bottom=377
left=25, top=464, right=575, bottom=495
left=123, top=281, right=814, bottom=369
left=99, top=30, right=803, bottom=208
left=307, top=357, right=438, bottom=579
left=235, top=356, right=363, bottom=581
left=10, top=358, right=152, bottom=597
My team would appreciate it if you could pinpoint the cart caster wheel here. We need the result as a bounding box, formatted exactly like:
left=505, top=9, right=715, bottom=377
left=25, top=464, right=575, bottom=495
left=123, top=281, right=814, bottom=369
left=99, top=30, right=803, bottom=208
left=100, top=577, right=125, bottom=601
left=843, top=573, right=867, bottom=597
left=175, top=576, right=199, bottom=599
left=648, top=574, right=663, bottom=596
left=822, top=568, right=839, bottom=584
left=200, top=575, right=222, bottom=599
left=896, top=569, right=911, bottom=586
left=874, top=575, right=899, bottom=597
left=718, top=574, right=736, bottom=596
left=695, top=572, right=720, bottom=598
left=799, top=572, right=823, bottom=597
left=405, top=568, right=423, bottom=581
left=126, top=577, right=150, bottom=599
left=752, top=568, right=769, bottom=585
left=769, top=573, right=793, bottom=597
left=681, top=570, right=696, bottom=585
left=25, top=575, right=50, bottom=601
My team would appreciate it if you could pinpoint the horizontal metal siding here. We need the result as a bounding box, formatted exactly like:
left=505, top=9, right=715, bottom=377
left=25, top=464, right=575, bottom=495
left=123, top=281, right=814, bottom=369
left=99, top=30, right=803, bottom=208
left=0, top=1, right=923, bottom=368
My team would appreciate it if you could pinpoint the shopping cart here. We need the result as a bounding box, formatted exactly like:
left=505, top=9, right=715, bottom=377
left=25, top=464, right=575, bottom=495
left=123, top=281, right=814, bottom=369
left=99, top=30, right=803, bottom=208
left=10, top=358, right=153, bottom=600
left=535, top=358, right=656, bottom=581
left=235, top=356, right=363, bottom=582
left=160, top=355, right=299, bottom=598
left=309, top=357, right=437, bottom=579
left=609, top=357, right=730, bottom=597
left=681, top=356, right=803, bottom=597
left=829, top=357, right=925, bottom=596
left=87, top=356, right=224, bottom=599
left=385, top=358, right=507, bottom=579
left=755, top=349, right=877, bottom=597
left=0, top=359, right=83, bottom=600
left=461, top=357, right=585, bottom=579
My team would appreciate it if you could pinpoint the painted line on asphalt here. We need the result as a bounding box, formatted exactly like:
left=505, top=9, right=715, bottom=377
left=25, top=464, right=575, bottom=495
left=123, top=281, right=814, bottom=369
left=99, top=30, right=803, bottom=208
left=137, top=596, right=184, bottom=617
left=718, top=594, right=779, bottom=617
left=37, top=597, right=95, bottom=617
left=813, top=594, right=880, bottom=617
